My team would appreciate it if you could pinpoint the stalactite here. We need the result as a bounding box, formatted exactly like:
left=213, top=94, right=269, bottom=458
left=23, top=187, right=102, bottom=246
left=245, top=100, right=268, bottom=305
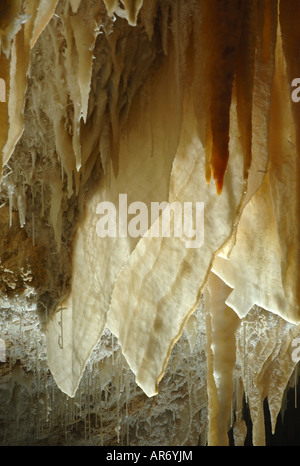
left=205, top=1, right=243, bottom=194
left=204, top=272, right=240, bottom=445
left=114, top=353, right=121, bottom=443
left=1, top=0, right=300, bottom=447
left=98, top=376, right=104, bottom=446
left=234, top=1, right=257, bottom=179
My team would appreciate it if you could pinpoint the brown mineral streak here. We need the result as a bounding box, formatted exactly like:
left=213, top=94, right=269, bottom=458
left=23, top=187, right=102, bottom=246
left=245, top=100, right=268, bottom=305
left=279, top=0, right=300, bottom=317
left=261, top=0, right=273, bottom=64
left=208, top=0, right=242, bottom=194
left=235, top=2, right=257, bottom=180
left=1, top=0, right=300, bottom=448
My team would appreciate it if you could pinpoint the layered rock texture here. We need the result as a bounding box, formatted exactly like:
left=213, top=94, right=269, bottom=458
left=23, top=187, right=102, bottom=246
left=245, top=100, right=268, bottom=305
left=1, top=0, right=300, bottom=446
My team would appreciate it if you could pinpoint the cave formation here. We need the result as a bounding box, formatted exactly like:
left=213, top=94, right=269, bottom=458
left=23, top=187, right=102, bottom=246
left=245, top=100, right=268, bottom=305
left=1, top=0, right=300, bottom=447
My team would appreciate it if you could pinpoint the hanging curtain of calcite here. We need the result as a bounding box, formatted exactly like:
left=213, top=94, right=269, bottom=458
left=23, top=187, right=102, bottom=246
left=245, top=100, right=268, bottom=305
left=1, top=0, right=300, bottom=446
left=0, top=0, right=59, bottom=177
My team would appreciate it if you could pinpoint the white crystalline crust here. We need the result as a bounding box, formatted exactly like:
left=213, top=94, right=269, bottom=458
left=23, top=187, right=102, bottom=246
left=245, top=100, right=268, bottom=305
left=1, top=0, right=300, bottom=446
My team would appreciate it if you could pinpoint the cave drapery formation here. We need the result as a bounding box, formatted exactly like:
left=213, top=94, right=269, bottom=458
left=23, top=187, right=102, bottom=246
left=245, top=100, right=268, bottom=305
left=1, top=0, right=300, bottom=447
